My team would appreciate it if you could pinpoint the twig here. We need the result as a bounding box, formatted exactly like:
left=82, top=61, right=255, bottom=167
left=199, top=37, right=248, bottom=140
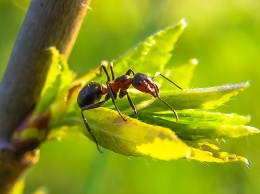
left=0, top=0, right=91, bottom=193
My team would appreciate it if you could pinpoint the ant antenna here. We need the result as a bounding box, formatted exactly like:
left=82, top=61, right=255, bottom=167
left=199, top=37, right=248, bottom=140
left=157, top=97, right=179, bottom=122
left=81, top=110, right=103, bottom=153
left=154, top=72, right=183, bottom=91
left=152, top=81, right=179, bottom=122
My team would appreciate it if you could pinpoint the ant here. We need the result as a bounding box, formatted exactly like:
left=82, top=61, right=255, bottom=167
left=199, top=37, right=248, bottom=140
left=77, top=62, right=182, bottom=153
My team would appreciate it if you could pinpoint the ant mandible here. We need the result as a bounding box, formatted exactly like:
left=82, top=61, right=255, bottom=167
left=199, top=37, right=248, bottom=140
left=77, top=62, right=182, bottom=153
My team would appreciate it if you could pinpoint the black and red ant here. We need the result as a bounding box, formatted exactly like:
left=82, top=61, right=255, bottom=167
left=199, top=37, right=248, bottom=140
left=77, top=62, right=182, bottom=153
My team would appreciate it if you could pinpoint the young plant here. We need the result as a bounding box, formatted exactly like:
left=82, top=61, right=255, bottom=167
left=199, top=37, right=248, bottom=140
left=14, top=19, right=258, bottom=167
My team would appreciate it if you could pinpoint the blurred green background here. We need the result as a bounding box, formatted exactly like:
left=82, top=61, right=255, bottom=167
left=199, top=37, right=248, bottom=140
left=1, top=0, right=260, bottom=193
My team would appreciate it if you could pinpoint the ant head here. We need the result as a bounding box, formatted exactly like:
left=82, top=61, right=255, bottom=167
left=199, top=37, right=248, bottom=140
left=132, top=73, right=159, bottom=98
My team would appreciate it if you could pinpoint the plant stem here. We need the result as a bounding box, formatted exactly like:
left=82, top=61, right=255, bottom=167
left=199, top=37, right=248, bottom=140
left=0, top=0, right=91, bottom=193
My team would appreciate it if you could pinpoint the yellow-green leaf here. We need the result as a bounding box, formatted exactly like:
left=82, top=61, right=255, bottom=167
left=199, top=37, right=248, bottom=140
left=80, top=107, right=190, bottom=160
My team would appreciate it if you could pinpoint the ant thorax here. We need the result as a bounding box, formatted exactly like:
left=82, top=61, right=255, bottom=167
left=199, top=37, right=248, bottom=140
left=109, top=74, right=133, bottom=96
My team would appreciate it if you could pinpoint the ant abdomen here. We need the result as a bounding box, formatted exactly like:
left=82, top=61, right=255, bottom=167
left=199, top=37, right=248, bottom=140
left=77, top=82, right=104, bottom=108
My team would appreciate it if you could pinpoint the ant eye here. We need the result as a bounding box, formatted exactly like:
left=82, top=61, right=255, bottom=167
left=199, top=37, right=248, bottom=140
left=137, top=81, right=143, bottom=85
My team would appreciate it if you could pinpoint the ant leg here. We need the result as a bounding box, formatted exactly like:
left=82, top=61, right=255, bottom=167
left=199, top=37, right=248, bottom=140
left=126, top=92, right=138, bottom=118
left=106, top=83, right=127, bottom=121
left=97, top=61, right=111, bottom=82
left=81, top=110, right=103, bottom=153
left=153, top=72, right=183, bottom=91
left=81, top=101, right=106, bottom=111
left=109, top=62, right=115, bottom=80
left=81, top=101, right=106, bottom=153
left=126, top=69, right=135, bottom=76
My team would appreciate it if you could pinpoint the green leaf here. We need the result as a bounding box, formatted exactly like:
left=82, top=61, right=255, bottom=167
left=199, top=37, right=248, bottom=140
left=35, top=47, right=73, bottom=116
left=113, top=19, right=187, bottom=75
left=147, top=81, right=251, bottom=111
left=188, top=142, right=250, bottom=166
left=103, top=81, right=250, bottom=114
left=80, top=107, right=190, bottom=160
left=10, top=178, right=24, bottom=194
left=142, top=110, right=258, bottom=140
